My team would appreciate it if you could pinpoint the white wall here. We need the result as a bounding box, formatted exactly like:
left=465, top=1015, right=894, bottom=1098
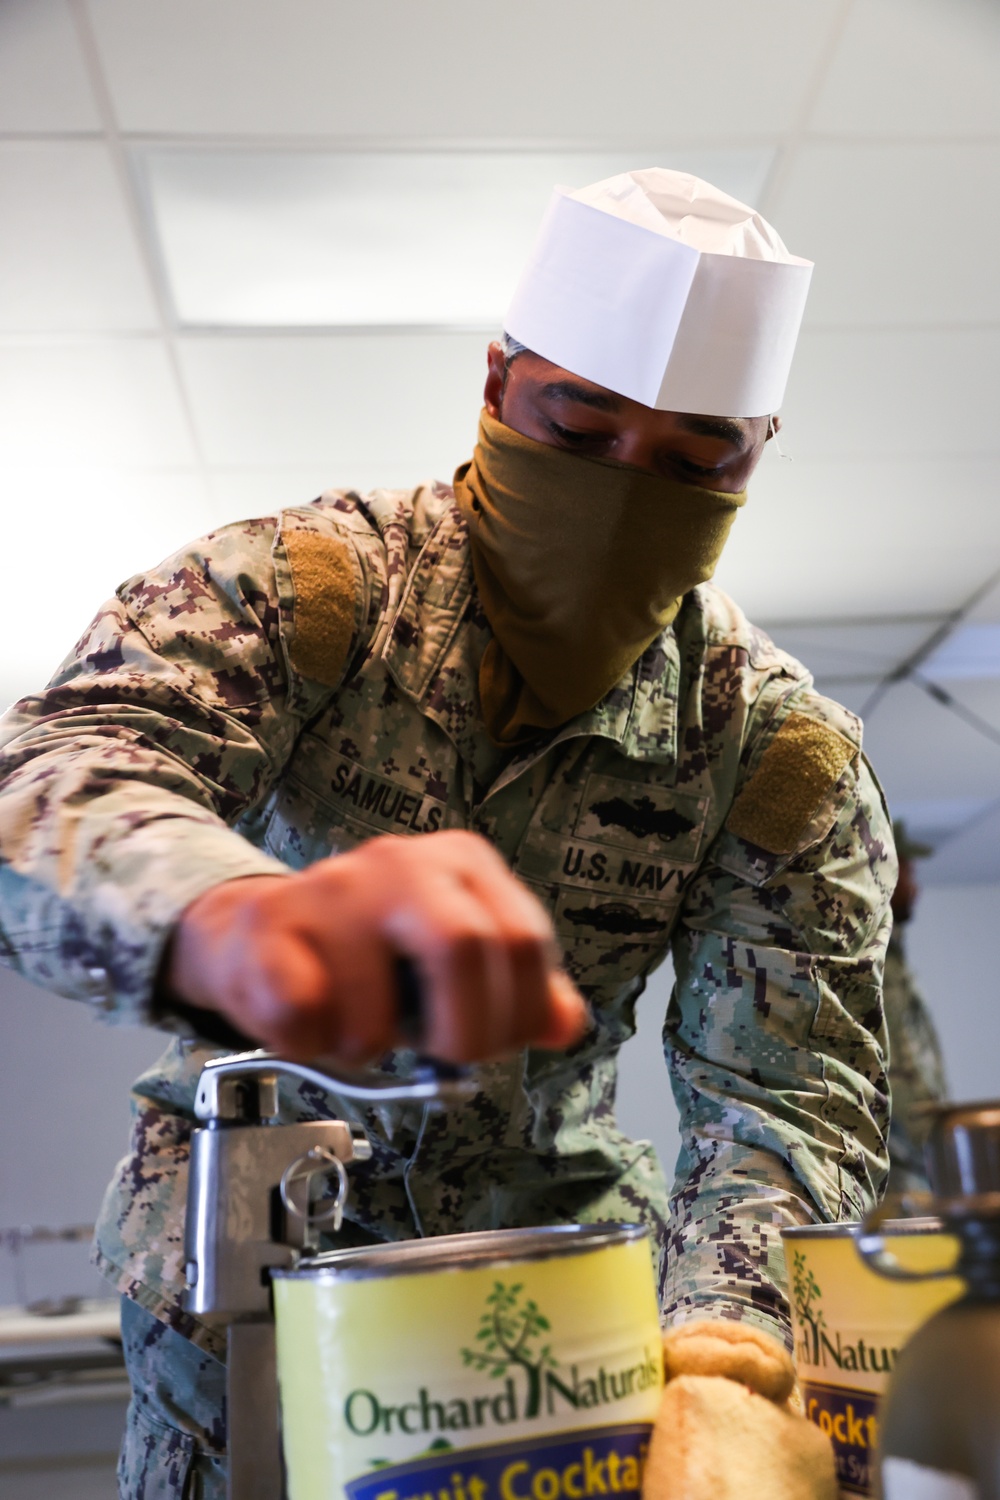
left=1, top=880, right=996, bottom=1306
left=0, top=966, right=163, bottom=1307
left=615, top=958, right=681, bottom=1187
left=904, top=881, right=1000, bottom=1101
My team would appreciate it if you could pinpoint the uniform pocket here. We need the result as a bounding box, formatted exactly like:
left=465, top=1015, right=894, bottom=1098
left=118, top=1403, right=228, bottom=1500
left=510, top=753, right=703, bottom=992
left=573, top=772, right=707, bottom=864
left=118, top=1401, right=197, bottom=1500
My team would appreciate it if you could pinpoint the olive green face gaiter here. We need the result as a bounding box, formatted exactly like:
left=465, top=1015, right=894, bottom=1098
left=453, top=410, right=747, bottom=747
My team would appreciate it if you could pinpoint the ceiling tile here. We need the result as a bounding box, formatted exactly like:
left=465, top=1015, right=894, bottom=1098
left=0, top=0, right=99, bottom=133
left=860, top=678, right=1000, bottom=808
left=176, top=333, right=487, bottom=473
left=925, top=674, right=1000, bottom=728
left=0, top=469, right=212, bottom=714
left=891, top=796, right=997, bottom=852
left=0, top=143, right=157, bottom=333
left=813, top=0, right=1000, bottom=139
left=772, top=143, right=1000, bottom=327
left=0, top=342, right=197, bottom=466
left=924, top=623, right=1000, bottom=681
left=968, top=577, right=1000, bottom=625
left=778, top=328, right=1000, bottom=460
left=713, top=454, right=1000, bottom=621
left=91, top=0, right=837, bottom=140
left=757, top=620, right=937, bottom=680
left=141, top=147, right=772, bottom=328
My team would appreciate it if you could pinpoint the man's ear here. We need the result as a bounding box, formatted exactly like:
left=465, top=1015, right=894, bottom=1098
left=484, top=340, right=506, bottom=418
left=765, top=412, right=783, bottom=441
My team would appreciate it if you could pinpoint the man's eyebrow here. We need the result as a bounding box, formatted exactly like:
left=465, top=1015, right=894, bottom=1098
left=676, top=414, right=750, bottom=449
left=537, top=380, right=622, bottom=413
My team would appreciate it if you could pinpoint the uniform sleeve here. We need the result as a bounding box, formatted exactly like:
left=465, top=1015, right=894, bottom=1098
left=883, top=943, right=949, bottom=1195
left=0, top=511, right=370, bottom=1025
left=660, top=694, right=895, bottom=1348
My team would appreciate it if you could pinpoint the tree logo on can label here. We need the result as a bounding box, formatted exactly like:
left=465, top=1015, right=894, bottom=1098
left=460, top=1282, right=559, bottom=1420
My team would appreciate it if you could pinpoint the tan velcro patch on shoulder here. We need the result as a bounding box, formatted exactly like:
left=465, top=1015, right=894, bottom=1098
left=284, top=528, right=357, bottom=687
left=726, top=711, right=856, bottom=855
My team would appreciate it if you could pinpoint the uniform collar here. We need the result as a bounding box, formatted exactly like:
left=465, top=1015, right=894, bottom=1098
left=381, top=504, right=680, bottom=770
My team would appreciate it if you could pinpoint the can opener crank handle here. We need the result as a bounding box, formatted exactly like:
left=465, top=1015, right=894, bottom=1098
left=182, top=975, right=476, bottom=1500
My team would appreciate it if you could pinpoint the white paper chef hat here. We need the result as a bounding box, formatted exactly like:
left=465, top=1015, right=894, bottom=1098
left=504, top=168, right=813, bottom=418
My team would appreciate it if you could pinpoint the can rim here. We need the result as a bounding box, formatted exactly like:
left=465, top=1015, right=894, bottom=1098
left=781, top=1217, right=946, bottom=1241
left=274, top=1222, right=648, bottom=1281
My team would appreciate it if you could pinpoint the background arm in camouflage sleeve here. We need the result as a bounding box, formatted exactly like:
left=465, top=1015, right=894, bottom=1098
left=660, top=715, right=895, bottom=1347
left=883, top=939, right=949, bottom=1195
left=0, top=514, right=367, bottom=1022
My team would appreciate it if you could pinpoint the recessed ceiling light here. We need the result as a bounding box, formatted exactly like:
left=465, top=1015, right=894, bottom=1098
left=137, top=148, right=774, bottom=329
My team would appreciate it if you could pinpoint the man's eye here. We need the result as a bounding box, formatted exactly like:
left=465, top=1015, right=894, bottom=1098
left=547, top=421, right=607, bottom=448
left=675, top=457, right=725, bottom=478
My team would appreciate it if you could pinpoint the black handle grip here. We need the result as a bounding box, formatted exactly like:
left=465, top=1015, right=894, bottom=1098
left=159, top=995, right=257, bottom=1051
left=165, top=957, right=431, bottom=1054
left=395, top=956, right=470, bottom=1084
left=394, top=954, right=425, bottom=1046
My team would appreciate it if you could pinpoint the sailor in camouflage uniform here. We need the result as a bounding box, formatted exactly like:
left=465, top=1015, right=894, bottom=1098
left=884, top=821, right=948, bottom=1196
left=0, top=170, right=891, bottom=1498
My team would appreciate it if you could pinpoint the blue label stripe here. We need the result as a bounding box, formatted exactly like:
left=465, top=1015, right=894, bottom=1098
left=345, top=1422, right=653, bottom=1500
left=801, top=1380, right=880, bottom=1497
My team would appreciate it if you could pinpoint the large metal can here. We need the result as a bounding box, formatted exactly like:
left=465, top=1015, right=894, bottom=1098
left=273, top=1224, right=663, bottom=1500
left=782, top=1220, right=964, bottom=1498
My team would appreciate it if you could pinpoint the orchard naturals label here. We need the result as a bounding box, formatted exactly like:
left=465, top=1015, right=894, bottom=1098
left=783, top=1224, right=964, bottom=1498
left=273, top=1228, right=663, bottom=1500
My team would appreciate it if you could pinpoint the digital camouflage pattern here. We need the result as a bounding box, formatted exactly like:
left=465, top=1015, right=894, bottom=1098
left=0, top=484, right=896, bottom=1371
left=118, top=1295, right=226, bottom=1500
left=883, top=932, right=948, bottom=1196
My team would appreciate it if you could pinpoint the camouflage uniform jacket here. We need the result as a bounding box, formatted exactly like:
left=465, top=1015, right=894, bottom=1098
left=0, top=483, right=894, bottom=1358
left=883, top=932, right=948, bottom=1196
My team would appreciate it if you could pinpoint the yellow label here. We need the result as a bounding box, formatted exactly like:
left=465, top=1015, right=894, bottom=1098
left=783, top=1227, right=964, bottom=1497
left=274, top=1237, right=663, bottom=1500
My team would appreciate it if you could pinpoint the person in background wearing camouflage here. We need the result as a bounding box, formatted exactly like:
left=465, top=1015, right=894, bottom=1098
left=0, top=170, right=892, bottom=1500
left=884, top=821, right=948, bottom=1196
